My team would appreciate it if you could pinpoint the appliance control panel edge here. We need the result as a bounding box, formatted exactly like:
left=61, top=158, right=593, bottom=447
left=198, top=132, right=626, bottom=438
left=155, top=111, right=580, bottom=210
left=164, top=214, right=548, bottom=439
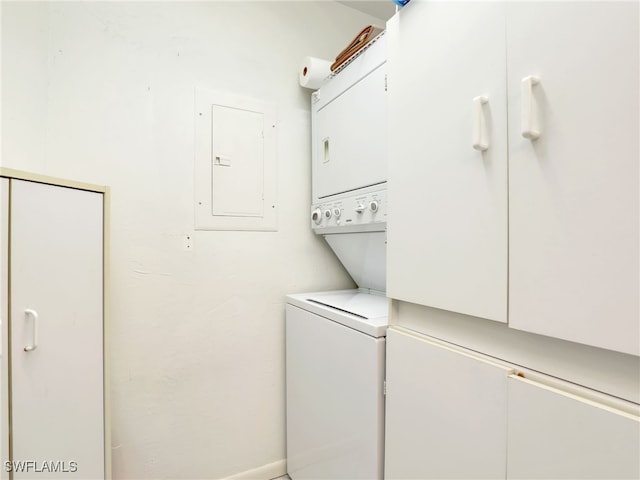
left=312, top=189, right=387, bottom=233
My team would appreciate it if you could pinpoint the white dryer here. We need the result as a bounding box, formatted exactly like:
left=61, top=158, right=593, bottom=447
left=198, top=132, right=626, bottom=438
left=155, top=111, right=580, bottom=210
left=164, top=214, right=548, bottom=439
left=286, top=31, right=388, bottom=480
left=286, top=290, right=387, bottom=480
left=309, top=32, right=387, bottom=294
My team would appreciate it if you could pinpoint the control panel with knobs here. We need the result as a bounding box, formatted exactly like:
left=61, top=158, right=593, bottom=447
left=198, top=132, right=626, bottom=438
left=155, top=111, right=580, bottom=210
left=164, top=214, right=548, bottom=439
left=311, top=188, right=387, bottom=233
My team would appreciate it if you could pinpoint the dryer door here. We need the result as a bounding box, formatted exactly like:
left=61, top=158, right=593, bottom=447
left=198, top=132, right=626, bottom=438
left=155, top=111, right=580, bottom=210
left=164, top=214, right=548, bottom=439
left=312, top=64, right=387, bottom=201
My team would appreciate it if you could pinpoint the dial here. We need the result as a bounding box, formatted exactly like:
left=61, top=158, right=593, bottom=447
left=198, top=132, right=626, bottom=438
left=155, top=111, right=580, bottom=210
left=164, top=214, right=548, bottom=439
left=369, top=201, right=379, bottom=212
left=324, top=209, right=332, bottom=219
left=333, top=207, right=341, bottom=218
left=311, top=208, right=322, bottom=225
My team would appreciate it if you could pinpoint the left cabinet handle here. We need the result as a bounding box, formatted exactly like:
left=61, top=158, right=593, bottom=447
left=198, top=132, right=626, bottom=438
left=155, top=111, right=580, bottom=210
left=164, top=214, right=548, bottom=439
left=472, top=95, right=489, bottom=152
left=24, top=309, right=38, bottom=352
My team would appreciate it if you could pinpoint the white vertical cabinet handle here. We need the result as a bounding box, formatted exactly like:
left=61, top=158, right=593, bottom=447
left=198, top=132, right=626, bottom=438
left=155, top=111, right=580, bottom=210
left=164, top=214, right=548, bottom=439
left=521, top=75, right=541, bottom=140
left=472, top=95, right=489, bottom=151
left=24, top=309, right=38, bottom=352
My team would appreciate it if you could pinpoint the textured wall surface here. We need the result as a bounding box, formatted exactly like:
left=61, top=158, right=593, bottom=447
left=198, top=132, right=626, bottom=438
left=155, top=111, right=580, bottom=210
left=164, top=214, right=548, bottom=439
left=1, top=2, right=383, bottom=477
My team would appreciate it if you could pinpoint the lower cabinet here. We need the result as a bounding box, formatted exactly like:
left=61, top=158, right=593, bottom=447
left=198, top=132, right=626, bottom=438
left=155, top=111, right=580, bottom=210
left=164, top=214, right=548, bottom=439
left=384, top=328, right=511, bottom=479
left=384, top=327, right=640, bottom=480
left=507, top=376, right=640, bottom=479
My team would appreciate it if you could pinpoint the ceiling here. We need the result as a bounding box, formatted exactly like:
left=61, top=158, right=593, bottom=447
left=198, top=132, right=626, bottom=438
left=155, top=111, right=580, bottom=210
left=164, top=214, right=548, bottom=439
left=337, top=1, right=397, bottom=21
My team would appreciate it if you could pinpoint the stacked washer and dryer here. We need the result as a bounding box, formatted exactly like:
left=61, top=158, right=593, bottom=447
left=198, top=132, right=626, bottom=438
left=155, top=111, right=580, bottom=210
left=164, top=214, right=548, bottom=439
left=286, top=34, right=388, bottom=480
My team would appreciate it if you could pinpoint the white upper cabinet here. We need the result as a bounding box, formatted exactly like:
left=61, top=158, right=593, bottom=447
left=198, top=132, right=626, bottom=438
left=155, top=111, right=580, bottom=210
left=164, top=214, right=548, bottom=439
left=386, top=1, right=639, bottom=355
left=506, top=2, right=639, bottom=355
left=386, top=2, right=509, bottom=323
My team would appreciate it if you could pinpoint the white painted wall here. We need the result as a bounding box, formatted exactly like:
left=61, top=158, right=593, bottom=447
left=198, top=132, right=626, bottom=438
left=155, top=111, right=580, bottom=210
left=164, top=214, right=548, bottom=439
left=1, top=2, right=385, bottom=478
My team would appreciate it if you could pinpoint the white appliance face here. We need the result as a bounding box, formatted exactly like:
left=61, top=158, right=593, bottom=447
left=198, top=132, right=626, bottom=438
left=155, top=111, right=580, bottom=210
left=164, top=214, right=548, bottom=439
left=311, top=187, right=386, bottom=234
left=286, top=299, right=386, bottom=480
left=309, top=33, right=387, bottom=292
left=310, top=187, right=387, bottom=292
left=312, top=65, right=386, bottom=200
left=311, top=35, right=387, bottom=204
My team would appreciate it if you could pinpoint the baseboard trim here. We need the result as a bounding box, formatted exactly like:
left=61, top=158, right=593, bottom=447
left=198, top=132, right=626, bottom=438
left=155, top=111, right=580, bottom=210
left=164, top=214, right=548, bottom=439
left=223, top=459, right=287, bottom=480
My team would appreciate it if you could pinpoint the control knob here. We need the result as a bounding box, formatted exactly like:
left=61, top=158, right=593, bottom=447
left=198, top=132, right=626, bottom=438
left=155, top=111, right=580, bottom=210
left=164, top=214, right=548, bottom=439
left=369, top=201, right=379, bottom=213
left=311, top=208, right=322, bottom=225
left=355, top=203, right=365, bottom=214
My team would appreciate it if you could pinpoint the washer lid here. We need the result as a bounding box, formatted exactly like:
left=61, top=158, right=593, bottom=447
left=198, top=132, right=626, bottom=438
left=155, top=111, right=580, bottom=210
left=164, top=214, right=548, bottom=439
left=286, top=290, right=388, bottom=337
left=306, top=291, right=388, bottom=319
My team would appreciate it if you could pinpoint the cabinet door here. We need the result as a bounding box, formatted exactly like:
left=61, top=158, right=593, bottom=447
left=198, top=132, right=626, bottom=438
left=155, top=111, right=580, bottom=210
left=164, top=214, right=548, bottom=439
left=507, top=375, right=640, bottom=479
left=507, top=2, right=639, bottom=355
left=384, top=328, right=511, bottom=479
left=10, top=180, right=104, bottom=478
left=387, top=1, right=508, bottom=322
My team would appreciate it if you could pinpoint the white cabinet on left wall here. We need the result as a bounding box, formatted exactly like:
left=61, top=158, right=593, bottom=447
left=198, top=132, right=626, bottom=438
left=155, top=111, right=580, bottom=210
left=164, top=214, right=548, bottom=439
left=0, top=171, right=110, bottom=480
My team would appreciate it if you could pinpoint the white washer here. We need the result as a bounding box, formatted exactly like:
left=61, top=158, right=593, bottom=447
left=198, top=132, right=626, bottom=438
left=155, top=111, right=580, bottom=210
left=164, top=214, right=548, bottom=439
left=286, top=290, right=387, bottom=480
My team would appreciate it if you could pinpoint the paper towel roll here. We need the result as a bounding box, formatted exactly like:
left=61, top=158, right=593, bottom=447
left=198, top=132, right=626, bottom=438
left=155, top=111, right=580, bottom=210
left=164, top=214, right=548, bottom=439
left=299, top=56, right=332, bottom=90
